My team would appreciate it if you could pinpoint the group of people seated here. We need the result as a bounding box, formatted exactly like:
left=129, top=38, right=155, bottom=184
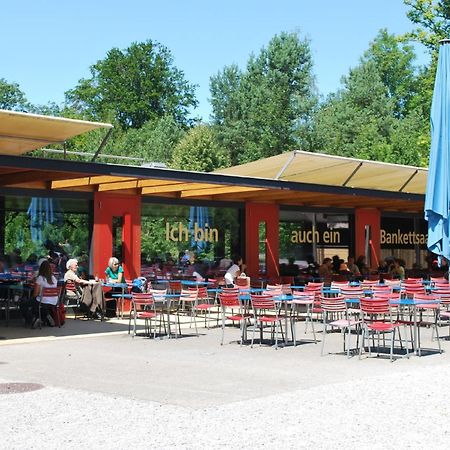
left=25, top=255, right=126, bottom=328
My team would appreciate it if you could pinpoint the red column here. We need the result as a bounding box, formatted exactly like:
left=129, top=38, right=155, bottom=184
left=245, top=203, right=279, bottom=279
left=354, top=208, right=381, bottom=269
left=92, top=192, right=141, bottom=280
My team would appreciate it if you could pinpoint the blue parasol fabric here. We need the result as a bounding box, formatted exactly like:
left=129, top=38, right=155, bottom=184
left=188, top=206, right=210, bottom=252
left=425, top=40, right=450, bottom=262
left=27, top=197, right=62, bottom=243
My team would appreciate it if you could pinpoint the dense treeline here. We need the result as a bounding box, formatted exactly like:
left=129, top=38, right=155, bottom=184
left=1, top=0, right=448, bottom=171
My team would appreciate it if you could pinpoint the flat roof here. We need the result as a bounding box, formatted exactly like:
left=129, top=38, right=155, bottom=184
left=215, top=150, right=427, bottom=195
left=0, top=109, right=112, bottom=155
left=0, top=153, right=424, bottom=213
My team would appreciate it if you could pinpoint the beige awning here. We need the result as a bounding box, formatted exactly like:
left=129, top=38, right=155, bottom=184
left=215, top=150, right=428, bottom=195
left=0, top=109, right=113, bottom=155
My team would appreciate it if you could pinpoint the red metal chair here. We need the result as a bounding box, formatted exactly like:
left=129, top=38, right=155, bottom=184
left=188, top=286, right=216, bottom=328
left=219, top=292, right=251, bottom=345
left=359, top=297, right=409, bottom=361
left=37, top=286, right=63, bottom=329
left=291, top=290, right=316, bottom=344
left=129, top=292, right=160, bottom=338
left=320, top=295, right=360, bottom=358
left=250, top=294, right=284, bottom=349
left=413, top=292, right=442, bottom=354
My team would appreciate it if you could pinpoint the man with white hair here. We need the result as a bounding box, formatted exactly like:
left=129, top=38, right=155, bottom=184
left=64, top=258, right=104, bottom=320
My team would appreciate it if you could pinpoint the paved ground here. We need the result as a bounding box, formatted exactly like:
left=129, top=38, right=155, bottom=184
left=1, top=317, right=450, bottom=448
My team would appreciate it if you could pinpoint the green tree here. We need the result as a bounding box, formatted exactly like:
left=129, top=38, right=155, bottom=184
left=171, top=125, right=229, bottom=172
left=0, top=78, right=29, bottom=111
left=312, top=61, right=396, bottom=160
left=210, top=32, right=317, bottom=165
left=65, top=40, right=198, bottom=130
left=362, top=29, right=418, bottom=118
left=403, top=0, right=450, bottom=51
left=113, top=115, right=185, bottom=164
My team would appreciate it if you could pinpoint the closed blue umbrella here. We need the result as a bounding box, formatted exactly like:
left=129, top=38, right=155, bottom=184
left=425, top=40, right=450, bottom=263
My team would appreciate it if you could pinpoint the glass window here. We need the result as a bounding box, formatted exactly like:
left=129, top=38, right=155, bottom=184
left=279, top=210, right=350, bottom=269
left=141, top=202, right=241, bottom=275
left=0, top=195, right=91, bottom=274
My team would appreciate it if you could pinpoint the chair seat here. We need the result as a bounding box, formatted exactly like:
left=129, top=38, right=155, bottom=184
left=136, top=311, right=157, bottom=319
left=291, top=299, right=314, bottom=305
left=368, top=321, right=400, bottom=331
left=416, top=303, right=439, bottom=309
left=258, top=315, right=282, bottom=323
left=196, top=303, right=215, bottom=310
left=440, top=311, right=450, bottom=318
left=329, top=318, right=360, bottom=327
left=226, top=314, right=251, bottom=321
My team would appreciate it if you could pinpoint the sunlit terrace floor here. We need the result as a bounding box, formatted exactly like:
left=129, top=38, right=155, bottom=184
left=1, top=312, right=450, bottom=448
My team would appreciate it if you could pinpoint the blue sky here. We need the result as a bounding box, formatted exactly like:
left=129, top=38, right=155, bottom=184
left=1, top=0, right=428, bottom=121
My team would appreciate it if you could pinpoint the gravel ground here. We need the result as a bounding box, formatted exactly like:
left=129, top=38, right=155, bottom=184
left=1, top=320, right=450, bottom=449
left=2, top=363, right=450, bottom=449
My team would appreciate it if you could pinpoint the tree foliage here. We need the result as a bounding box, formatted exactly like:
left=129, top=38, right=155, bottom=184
left=403, top=0, right=450, bottom=51
left=311, top=29, right=426, bottom=166
left=65, top=40, right=198, bottom=130
left=171, top=125, right=230, bottom=172
left=0, top=78, right=29, bottom=111
left=113, top=115, right=185, bottom=164
left=210, top=32, right=317, bottom=165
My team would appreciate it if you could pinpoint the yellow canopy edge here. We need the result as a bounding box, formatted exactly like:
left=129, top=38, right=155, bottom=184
left=0, top=109, right=113, bottom=155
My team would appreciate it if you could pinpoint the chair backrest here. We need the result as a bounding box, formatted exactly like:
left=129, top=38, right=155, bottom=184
left=207, top=278, right=219, bottom=288
left=38, top=286, right=62, bottom=306
left=413, top=292, right=439, bottom=302
left=331, top=281, right=348, bottom=290
left=180, top=289, right=198, bottom=302
left=219, top=292, right=240, bottom=308
left=131, top=292, right=155, bottom=310
left=196, top=286, right=208, bottom=299
left=319, top=295, right=346, bottom=312
left=291, top=291, right=315, bottom=304
left=168, top=280, right=182, bottom=293
left=222, top=287, right=239, bottom=295
left=340, top=286, right=364, bottom=298
left=403, top=285, right=426, bottom=296
left=435, top=288, right=450, bottom=304
left=41, top=286, right=61, bottom=298
left=235, top=277, right=250, bottom=287
left=405, top=277, right=422, bottom=283
left=250, top=294, right=276, bottom=310
left=359, top=297, right=390, bottom=317
left=148, top=288, right=167, bottom=302
left=431, top=277, right=447, bottom=283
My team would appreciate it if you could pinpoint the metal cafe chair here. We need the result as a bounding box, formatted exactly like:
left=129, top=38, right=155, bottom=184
left=37, top=286, right=63, bottom=329
left=250, top=294, right=284, bottom=349
left=62, top=280, right=83, bottom=319
left=219, top=292, right=251, bottom=345
left=320, top=295, right=360, bottom=358
left=359, top=297, right=409, bottom=362
left=290, top=290, right=317, bottom=344
left=128, top=292, right=161, bottom=338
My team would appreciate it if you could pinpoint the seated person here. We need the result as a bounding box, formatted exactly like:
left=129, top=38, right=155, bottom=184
left=318, top=258, right=333, bottom=284
left=390, top=258, right=405, bottom=280
left=105, top=257, right=124, bottom=284
left=31, top=260, right=59, bottom=328
left=64, top=258, right=104, bottom=319
left=104, top=257, right=125, bottom=317
left=224, top=256, right=246, bottom=287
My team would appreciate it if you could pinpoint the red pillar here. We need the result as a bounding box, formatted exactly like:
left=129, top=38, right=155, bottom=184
left=245, top=203, right=279, bottom=280
left=354, top=208, right=381, bottom=270
left=92, top=192, right=141, bottom=280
